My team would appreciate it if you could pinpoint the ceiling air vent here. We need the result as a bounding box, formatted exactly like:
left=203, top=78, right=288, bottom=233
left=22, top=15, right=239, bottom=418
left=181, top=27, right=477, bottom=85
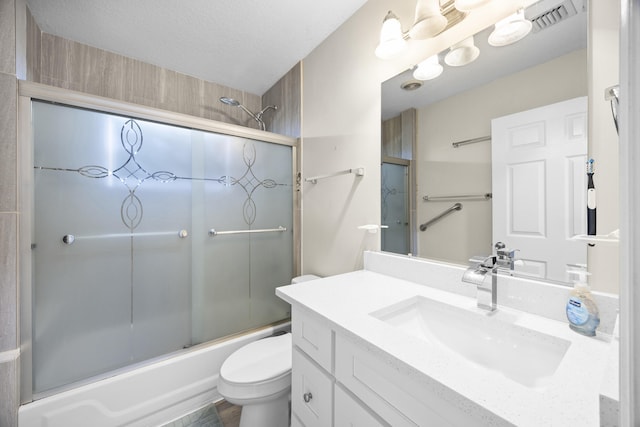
left=528, top=0, right=579, bottom=32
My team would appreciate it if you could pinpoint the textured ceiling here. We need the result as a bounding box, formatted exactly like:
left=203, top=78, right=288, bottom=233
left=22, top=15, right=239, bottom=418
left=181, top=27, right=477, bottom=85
left=26, top=0, right=369, bottom=95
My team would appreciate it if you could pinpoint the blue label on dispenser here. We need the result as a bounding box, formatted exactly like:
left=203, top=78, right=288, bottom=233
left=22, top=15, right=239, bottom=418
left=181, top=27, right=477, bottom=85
left=566, top=297, right=589, bottom=325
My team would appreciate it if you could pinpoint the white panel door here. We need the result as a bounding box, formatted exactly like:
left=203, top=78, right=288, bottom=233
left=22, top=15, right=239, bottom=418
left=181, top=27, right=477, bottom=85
left=492, top=97, right=588, bottom=283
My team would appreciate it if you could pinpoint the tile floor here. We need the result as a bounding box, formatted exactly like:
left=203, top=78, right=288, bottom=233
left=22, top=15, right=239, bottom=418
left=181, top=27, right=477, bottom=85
left=161, top=400, right=240, bottom=427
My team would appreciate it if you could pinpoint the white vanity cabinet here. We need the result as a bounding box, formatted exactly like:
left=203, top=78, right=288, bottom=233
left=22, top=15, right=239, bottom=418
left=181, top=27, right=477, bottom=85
left=279, top=254, right=618, bottom=427
left=291, top=307, right=334, bottom=426
left=290, top=306, right=485, bottom=427
left=292, top=347, right=333, bottom=426
left=291, top=307, right=386, bottom=426
left=334, top=384, right=386, bottom=427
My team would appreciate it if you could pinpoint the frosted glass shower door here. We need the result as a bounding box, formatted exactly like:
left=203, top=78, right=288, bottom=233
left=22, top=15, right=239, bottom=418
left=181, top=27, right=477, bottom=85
left=31, top=101, right=294, bottom=396
left=191, top=132, right=293, bottom=344
left=32, top=102, right=193, bottom=394
left=381, top=162, right=410, bottom=255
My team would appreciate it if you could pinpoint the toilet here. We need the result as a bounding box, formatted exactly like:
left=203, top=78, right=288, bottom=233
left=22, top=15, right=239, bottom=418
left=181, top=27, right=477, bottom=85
left=218, top=275, right=320, bottom=427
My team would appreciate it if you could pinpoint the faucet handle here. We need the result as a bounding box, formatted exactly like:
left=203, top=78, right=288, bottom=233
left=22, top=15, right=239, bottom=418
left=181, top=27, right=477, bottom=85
left=494, top=242, right=518, bottom=260
left=494, top=242, right=520, bottom=272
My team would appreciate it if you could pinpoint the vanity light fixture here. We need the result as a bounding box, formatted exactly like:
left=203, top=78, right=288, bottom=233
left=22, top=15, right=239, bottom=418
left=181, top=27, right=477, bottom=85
left=409, top=0, right=448, bottom=40
left=413, top=54, right=444, bottom=80
left=453, top=0, right=492, bottom=12
left=444, top=35, right=480, bottom=66
left=375, top=11, right=408, bottom=59
left=488, top=9, right=532, bottom=46
left=375, top=1, right=465, bottom=60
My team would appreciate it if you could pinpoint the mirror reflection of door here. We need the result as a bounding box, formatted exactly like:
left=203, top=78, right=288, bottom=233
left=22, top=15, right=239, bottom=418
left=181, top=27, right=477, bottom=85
left=492, top=96, right=588, bottom=283
left=382, top=161, right=410, bottom=254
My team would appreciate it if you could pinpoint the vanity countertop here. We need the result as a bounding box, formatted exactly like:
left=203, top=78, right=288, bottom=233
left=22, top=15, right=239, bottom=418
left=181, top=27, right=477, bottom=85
left=277, top=269, right=614, bottom=427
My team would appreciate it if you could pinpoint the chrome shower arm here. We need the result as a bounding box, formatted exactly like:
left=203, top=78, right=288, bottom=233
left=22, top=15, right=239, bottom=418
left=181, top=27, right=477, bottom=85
left=237, top=104, right=264, bottom=129
left=256, top=105, right=278, bottom=120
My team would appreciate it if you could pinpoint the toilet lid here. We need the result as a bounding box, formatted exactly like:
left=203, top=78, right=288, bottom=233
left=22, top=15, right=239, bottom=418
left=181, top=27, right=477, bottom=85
left=221, top=333, right=292, bottom=384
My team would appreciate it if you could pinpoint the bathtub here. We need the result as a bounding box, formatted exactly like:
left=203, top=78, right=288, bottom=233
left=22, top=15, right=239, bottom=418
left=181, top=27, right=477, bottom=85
left=18, top=322, right=290, bottom=427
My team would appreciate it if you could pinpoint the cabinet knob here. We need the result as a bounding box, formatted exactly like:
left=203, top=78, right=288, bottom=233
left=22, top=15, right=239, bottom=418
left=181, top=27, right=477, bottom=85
left=303, top=392, right=313, bottom=403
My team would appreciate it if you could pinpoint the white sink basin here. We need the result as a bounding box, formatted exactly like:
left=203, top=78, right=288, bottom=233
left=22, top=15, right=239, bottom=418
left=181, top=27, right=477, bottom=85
left=370, top=296, right=570, bottom=390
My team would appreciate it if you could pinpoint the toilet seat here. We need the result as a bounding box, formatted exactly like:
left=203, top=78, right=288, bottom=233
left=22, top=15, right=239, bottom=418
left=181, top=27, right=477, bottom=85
left=219, top=333, right=292, bottom=401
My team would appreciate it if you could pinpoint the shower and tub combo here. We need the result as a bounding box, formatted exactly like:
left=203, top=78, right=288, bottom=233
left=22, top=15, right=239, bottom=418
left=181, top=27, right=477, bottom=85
left=18, top=93, right=297, bottom=426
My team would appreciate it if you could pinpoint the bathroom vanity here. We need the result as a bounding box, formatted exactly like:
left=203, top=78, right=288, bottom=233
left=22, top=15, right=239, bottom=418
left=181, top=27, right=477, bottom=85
left=276, top=251, right=619, bottom=426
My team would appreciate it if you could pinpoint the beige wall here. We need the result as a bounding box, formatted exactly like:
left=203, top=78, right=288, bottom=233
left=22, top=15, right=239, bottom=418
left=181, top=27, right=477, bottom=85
left=417, top=50, right=588, bottom=266
left=300, top=0, right=566, bottom=276
left=301, top=0, right=619, bottom=294
left=300, top=1, right=386, bottom=276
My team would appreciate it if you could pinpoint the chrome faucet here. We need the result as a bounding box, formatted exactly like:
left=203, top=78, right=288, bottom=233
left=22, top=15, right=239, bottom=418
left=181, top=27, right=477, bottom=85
left=462, top=242, right=518, bottom=311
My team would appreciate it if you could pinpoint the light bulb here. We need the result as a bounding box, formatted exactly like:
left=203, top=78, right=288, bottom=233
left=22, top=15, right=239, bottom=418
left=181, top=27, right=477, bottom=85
left=413, top=55, right=443, bottom=80
left=488, top=10, right=532, bottom=47
left=444, top=36, right=480, bottom=66
left=375, top=11, right=408, bottom=59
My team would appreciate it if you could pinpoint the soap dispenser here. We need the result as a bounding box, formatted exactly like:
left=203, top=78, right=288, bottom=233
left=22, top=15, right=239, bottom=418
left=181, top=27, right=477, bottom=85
left=566, top=269, right=600, bottom=336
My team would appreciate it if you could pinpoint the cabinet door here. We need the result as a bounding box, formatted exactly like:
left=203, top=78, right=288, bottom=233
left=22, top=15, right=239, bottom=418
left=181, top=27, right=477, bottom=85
left=292, top=307, right=333, bottom=372
left=334, top=384, right=388, bottom=427
left=335, top=334, right=479, bottom=426
left=292, top=347, right=333, bottom=427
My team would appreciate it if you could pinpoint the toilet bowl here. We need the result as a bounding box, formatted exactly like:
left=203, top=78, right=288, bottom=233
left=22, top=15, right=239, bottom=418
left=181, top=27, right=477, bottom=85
left=218, top=275, right=320, bottom=427
left=219, top=333, right=292, bottom=427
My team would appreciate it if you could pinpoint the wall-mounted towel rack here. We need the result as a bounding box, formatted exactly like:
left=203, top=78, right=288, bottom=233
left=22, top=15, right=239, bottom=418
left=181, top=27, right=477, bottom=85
left=305, top=167, right=364, bottom=184
left=208, top=226, right=287, bottom=237
left=419, top=203, right=462, bottom=231
left=61, top=229, right=189, bottom=244
left=452, top=135, right=491, bottom=148
left=423, top=193, right=492, bottom=202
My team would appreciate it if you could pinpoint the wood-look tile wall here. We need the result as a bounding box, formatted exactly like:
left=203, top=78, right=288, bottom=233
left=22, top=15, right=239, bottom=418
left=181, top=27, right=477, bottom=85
left=34, top=32, right=262, bottom=129
left=381, top=108, right=415, bottom=160
left=1, top=0, right=22, bottom=425
left=262, top=62, right=302, bottom=138
left=382, top=115, right=403, bottom=158
left=28, top=26, right=301, bottom=138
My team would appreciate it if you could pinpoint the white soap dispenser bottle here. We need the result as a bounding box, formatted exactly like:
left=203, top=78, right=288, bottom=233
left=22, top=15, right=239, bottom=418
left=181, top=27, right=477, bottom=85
left=566, top=269, right=600, bottom=336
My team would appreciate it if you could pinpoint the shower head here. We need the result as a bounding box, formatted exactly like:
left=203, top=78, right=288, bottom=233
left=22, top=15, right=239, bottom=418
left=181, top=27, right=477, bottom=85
left=219, top=96, right=241, bottom=107
left=218, top=97, right=278, bottom=132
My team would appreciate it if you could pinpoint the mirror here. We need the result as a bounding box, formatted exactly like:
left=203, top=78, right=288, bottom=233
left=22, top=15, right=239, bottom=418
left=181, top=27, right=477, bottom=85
left=381, top=0, right=588, bottom=285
